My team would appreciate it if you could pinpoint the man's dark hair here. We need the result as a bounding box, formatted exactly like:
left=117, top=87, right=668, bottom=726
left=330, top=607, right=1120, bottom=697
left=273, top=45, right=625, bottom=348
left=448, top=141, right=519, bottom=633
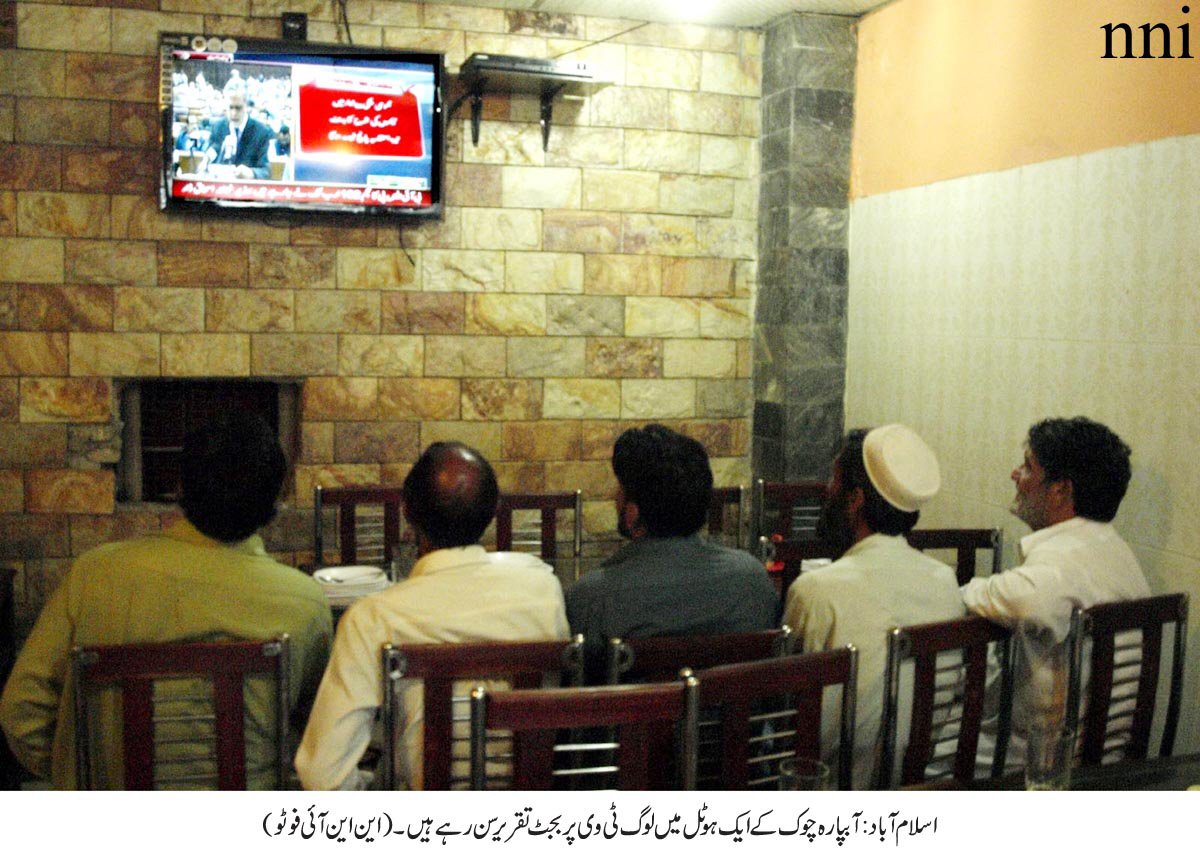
left=837, top=428, right=920, bottom=536
left=402, top=442, right=498, bottom=548
left=180, top=413, right=286, bottom=543
left=612, top=424, right=712, bottom=538
left=1026, top=417, right=1131, bottom=522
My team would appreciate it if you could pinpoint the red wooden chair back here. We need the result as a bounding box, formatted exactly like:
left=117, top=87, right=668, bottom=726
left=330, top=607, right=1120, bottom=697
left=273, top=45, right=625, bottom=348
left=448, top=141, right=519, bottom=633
left=380, top=637, right=584, bottom=790
left=880, top=615, right=1013, bottom=788
left=1067, top=593, right=1188, bottom=765
left=469, top=678, right=699, bottom=790
left=694, top=647, right=858, bottom=790
left=753, top=479, right=827, bottom=543
left=313, top=484, right=405, bottom=568
left=906, top=528, right=1003, bottom=585
left=71, top=637, right=290, bottom=790
left=494, top=491, right=583, bottom=576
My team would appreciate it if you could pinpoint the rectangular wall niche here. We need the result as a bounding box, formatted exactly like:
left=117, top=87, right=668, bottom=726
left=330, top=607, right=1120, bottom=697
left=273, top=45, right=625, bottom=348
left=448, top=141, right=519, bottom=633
left=119, top=380, right=300, bottom=504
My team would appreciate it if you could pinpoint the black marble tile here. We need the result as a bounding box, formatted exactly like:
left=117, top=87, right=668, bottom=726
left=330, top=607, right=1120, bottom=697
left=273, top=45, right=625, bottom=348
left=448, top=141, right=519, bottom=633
left=787, top=13, right=856, bottom=53
left=790, top=163, right=850, bottom=208
left=793, top=88, right=855, bottom=128
left=762, top=129, right=792, bottom=172
left=763, top=90, right=794, bottom=135
left=787, top=207, right=848, bottom=250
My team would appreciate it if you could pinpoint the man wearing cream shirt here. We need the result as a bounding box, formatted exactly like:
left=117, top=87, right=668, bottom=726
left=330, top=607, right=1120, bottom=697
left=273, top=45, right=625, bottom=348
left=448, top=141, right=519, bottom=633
left=962, top=417, right=1150, bottom=767
left=295, top=442, right=567, bottom=790
left=783, top=424, right=964, bottom=789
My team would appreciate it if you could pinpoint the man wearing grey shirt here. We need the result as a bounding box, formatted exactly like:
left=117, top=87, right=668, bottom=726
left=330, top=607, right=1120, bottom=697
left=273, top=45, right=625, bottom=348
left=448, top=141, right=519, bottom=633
left=565, top=424, right=778, bottom=682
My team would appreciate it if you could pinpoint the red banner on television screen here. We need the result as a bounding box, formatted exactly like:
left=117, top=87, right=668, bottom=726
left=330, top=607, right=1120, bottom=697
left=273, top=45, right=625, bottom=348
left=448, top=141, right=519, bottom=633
left=298, top=80, right=424, bottom=158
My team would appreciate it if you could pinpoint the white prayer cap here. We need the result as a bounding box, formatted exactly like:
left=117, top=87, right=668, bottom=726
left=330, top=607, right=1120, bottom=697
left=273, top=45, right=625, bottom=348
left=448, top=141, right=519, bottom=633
left=862, top=424, right=940, bottom=513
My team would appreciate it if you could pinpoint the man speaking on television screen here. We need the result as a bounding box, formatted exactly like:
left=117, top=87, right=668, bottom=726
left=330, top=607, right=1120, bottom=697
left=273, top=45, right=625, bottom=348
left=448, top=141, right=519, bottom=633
left=205, top=79, right=271, bottom=180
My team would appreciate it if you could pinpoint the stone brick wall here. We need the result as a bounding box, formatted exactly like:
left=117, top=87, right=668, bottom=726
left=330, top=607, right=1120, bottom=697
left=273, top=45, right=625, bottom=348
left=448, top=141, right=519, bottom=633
left=0, top=1, right=761, bottom=632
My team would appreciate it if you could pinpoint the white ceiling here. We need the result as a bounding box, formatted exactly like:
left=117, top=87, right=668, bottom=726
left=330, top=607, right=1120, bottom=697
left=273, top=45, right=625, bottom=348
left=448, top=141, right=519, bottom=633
left=417, top=0, right=889, bottom=28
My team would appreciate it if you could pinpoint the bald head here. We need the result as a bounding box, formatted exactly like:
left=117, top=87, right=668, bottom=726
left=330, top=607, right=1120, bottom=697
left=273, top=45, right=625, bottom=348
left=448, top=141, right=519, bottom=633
left=402, top=442, right=499, bottom=549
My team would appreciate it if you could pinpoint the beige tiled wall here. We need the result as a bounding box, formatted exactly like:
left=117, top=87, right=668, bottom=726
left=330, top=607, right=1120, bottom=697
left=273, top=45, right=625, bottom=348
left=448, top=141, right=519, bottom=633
left=846, top=134, right=1200, bottom=753
left=1, top=1, right=762, bottom=625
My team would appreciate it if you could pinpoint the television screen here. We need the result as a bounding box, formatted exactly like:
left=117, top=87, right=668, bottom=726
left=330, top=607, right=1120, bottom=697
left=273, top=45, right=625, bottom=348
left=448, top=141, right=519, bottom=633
left=159, top=33, right=444, bottom=219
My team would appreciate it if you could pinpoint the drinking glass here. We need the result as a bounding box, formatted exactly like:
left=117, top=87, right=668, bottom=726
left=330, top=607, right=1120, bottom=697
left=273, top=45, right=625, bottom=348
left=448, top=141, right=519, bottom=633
left=779, top=758, right=830, bottom=791
left=1026, top=727, right=1074, bottom=790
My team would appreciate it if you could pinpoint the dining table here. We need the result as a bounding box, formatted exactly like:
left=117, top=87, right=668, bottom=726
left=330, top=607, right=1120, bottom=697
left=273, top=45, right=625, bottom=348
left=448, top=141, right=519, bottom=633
left=969, top=751, right=1200, bottom=790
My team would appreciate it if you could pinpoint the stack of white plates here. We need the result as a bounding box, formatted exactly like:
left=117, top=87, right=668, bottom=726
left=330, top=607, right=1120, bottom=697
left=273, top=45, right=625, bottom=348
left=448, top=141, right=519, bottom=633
left=314, top=565, right=390, bottom=606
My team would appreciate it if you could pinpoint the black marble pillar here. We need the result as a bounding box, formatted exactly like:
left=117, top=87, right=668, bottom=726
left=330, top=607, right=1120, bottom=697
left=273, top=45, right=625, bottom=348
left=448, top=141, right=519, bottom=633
left=754, top=13, right=855, bottom=482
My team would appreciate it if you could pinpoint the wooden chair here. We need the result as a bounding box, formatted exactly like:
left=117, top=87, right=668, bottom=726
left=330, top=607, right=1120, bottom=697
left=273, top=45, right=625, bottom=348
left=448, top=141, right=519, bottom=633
left=494, top=491, right=583, bottom=579
left=906, top=528, right=1003, bottom=586
left=878, top=616, right=1013, bottom=788
left=753, top=479, right=827, bottom=544
left=707, top=485, right=746, bottom=548
left=313, top=483, right=405, bottom=569
left=379, top=637, right=584, bottom=790
left=692, top=646, right=859, bottom=790
left=606, top=627, right=792, bottom=684
left=1066, top=593, right=1188, bottom=765
left=71, top=636, right=290, bottom=790
left=469, top=677, right=700, bottom=790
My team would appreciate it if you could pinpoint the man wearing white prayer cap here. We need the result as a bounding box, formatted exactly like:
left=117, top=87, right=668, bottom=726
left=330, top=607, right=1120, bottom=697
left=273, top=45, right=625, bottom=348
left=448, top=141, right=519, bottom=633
left=782, top=424, right=965, bottom=789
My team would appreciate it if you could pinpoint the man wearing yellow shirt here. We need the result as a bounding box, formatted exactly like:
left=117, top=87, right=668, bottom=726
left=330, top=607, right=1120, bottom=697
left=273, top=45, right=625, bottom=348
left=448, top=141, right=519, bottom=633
left=0, top=414, right=332, bottom=789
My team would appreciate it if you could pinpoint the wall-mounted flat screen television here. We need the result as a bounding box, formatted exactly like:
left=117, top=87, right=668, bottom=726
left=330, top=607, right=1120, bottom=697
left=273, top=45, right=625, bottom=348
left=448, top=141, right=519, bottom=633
left=159, top=33, right=444, bottom=219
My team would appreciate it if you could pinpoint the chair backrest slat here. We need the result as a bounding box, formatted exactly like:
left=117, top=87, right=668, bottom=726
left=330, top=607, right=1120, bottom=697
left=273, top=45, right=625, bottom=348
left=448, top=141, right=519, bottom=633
left=121, top=676, right=155, bottom=790
left=72, top=637, right=290, bottom=790
left=606, top=628, right=791, bottom=685
left=1067, top=593, right=1188, bottom=765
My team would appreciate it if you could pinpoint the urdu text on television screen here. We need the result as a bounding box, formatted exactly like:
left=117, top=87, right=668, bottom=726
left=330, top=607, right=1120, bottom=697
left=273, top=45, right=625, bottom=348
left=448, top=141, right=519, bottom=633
left=161, top=35, right=443, bottom=218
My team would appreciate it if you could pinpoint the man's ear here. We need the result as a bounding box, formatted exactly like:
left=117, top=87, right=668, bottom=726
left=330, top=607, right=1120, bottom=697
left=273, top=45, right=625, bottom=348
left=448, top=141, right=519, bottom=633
left=1049, top=478, right=1075, bottom=515
left=622, top=499, right=640, bottom=529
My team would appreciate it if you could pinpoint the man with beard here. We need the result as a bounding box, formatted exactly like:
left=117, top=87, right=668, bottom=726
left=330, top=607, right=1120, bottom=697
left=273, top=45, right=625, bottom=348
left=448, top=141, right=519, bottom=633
left=781, top=425, right=964, bottom=789
left=566, top=424, right=778, bottom=682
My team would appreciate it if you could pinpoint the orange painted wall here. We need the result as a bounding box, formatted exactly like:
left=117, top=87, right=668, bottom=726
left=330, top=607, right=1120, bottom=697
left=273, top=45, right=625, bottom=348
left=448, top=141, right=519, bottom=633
left=852, top=0, right=1200, bottom=198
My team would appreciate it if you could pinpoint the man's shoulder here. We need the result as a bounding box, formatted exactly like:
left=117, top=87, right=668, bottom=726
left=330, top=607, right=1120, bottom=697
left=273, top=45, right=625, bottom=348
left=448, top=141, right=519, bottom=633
left=564, top=565, right=609, bottom=605
left=80, top=530, right=324, bottom=603
left=697, top=541, right=774, bottom=584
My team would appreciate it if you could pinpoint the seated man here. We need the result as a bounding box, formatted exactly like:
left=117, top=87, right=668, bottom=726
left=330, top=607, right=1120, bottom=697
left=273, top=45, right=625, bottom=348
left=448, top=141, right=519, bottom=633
left=782, top=424, right=964, bottom=789
left=295, top=442, right=568, bottom=790
left=0, top=414, right=333, bottom=789
left=566, top=424, right=778, bottom=681
left=963, top=417, right=1150, bottom=765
